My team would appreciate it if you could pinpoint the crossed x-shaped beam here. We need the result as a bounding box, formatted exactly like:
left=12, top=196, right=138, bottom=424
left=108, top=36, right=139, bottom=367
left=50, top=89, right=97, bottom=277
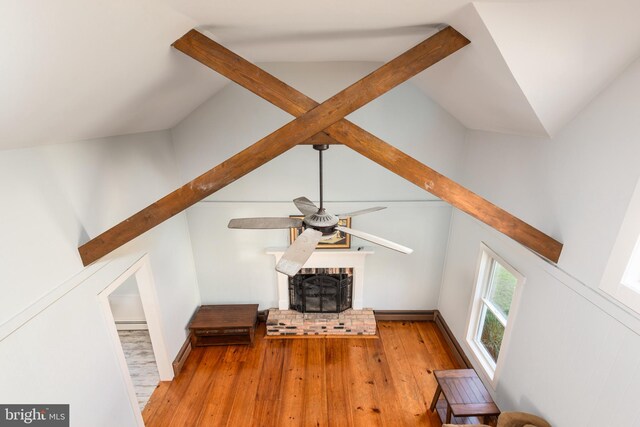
left=78, top=27, right=562, bottom=266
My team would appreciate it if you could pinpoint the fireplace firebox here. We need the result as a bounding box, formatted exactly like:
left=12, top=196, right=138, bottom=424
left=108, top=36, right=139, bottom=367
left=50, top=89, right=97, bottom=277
left=289, top=268, right=353, bottom=313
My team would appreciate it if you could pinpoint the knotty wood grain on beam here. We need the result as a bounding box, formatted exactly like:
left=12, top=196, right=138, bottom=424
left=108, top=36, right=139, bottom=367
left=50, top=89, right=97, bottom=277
left=172, top=29, right=562, bottom=262
left=79, top=27, right=469, bottom=265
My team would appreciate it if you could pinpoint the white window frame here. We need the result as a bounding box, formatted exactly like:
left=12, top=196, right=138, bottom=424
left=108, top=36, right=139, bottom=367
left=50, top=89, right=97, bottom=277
left=600, top=177, right=640, bottom=313
left=466, top=244, right=525, bottom=387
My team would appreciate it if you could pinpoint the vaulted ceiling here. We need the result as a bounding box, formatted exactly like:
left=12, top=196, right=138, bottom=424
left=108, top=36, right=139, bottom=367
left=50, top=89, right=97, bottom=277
left=1, top=0, right=639, bottom=150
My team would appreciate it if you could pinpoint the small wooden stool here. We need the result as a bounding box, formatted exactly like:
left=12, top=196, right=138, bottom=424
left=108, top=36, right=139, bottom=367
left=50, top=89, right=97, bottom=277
left=189, top=304, right=258, bottom=347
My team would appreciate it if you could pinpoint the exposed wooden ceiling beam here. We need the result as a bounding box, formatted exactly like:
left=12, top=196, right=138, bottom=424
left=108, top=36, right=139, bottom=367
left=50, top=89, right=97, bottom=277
left=171, top=29, right=563, bottom=262
left=78, top=27, right=469, bottom=265
left=333, top=121, right=563, bottom=262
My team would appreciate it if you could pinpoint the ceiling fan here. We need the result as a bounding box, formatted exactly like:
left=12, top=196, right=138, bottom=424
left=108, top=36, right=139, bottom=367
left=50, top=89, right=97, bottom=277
left=228, top=144, right=413, bottom=276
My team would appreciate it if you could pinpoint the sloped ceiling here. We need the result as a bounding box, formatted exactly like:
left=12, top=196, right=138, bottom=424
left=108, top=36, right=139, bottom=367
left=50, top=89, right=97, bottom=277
left=1, top=0, right=639, bottom=150
left=475, top=0, right=640, bottom=136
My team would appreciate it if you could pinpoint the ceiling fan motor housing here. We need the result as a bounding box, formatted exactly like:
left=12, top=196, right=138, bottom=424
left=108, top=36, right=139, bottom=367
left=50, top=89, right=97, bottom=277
left=303, top=209, right=339, bottom=235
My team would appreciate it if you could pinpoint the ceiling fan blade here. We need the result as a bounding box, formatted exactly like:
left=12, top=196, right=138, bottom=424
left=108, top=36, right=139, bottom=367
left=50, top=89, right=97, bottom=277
left=228, top=217, right=303, bottom=229
left=336, top=226, right=413, bottom=254
left=293, top=196, right=319, bottom=216
left=276, top=228, right=323, bottom=277
left=337, top=206, right=387, bottom=219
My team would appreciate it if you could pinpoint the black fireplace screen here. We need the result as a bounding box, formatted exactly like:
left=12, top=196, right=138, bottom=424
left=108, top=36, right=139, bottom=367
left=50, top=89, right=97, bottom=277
left=289, top=268, right=353, bottom=313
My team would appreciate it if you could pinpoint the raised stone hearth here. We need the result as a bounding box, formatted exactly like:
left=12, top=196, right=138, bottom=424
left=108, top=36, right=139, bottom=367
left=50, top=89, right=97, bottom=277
left=266, top=308, right=376, bottom=336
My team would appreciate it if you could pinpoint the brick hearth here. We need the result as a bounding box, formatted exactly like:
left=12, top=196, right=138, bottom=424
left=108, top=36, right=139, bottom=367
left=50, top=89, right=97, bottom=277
left=266, top=308, right=376, bottom=336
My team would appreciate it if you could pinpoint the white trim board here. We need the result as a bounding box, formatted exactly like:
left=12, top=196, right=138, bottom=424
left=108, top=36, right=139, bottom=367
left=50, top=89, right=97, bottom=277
left=0, top=260, right=107, bottom=343
left=196, top=200, right=449, bottom=206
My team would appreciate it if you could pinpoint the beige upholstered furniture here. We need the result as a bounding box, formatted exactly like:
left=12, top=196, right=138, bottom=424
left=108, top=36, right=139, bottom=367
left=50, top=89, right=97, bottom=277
left=443, top=411, right=551, bottom=427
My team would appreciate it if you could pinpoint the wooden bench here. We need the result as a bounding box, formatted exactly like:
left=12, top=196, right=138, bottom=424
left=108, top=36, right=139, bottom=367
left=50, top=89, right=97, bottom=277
left=429, top=369, right=500, bottom=424
left=189, top=304, right=258, bottom=347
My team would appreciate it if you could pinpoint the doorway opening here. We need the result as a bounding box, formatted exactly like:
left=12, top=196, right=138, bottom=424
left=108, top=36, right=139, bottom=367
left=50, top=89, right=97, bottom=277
left=109, top=274, right=159, bottom=410
left=99, top=255, right=172, bottom=424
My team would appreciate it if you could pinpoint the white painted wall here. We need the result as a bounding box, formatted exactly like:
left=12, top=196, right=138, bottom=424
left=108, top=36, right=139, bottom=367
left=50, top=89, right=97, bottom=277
left=188, top=201, right=452, bottom=309
left=438, top=58, right=640, bottom=425
left=171, top=62, right=467, bottom=310
left=109, top=275, right=146, bottom=324
left=459, top=57, right=640, bottom=288
left=0, top=131, right=200, bottom=425
left=440, top=213, right=640, bottom=426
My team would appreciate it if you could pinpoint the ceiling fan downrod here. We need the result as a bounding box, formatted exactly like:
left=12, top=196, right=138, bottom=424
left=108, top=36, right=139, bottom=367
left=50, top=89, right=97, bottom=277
left=313, top=144, right=329, bottom=211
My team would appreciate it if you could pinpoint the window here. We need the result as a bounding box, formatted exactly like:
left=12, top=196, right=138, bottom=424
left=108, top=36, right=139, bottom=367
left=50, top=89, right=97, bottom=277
left=467, top=245, right=524, bottom=383
left=600, top=177, right=640, bottom=313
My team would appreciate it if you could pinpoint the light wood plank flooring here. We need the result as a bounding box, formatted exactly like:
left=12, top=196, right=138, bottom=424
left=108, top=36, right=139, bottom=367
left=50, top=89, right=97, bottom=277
left=143, top=321, right=461, bottom=426
left=118, top=329, right=160, bottom=410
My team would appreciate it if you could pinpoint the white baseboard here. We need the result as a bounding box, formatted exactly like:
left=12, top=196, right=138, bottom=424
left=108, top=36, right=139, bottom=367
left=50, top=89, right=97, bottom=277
left=115, top=321, right=148, bottom=331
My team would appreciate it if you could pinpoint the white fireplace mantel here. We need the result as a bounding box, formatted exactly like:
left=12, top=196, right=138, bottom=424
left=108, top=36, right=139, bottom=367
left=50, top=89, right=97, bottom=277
left=266, top=247, right=374, bottom=310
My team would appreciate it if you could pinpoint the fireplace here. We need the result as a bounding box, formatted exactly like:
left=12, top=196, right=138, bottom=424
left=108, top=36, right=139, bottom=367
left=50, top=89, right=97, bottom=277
left=266, top=248, right=376, bottom=337
left=289, top=268, right=353, bottom=313
left=267, top=247, right=373, bottom=310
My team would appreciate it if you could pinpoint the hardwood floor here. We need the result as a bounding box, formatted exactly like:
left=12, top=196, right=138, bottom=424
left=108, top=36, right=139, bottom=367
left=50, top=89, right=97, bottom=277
left=118, top=329, right=160, bottom=410
left=143, top=321, right=461, bottom=426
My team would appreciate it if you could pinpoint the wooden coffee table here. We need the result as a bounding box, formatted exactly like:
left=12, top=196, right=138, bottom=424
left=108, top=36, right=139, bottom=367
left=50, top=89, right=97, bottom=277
left=429, top=369, right=500, bottom=424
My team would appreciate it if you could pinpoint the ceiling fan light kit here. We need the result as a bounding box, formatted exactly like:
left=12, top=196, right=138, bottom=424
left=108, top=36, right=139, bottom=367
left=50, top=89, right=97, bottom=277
left=228, top=144, right=413, bottom=276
